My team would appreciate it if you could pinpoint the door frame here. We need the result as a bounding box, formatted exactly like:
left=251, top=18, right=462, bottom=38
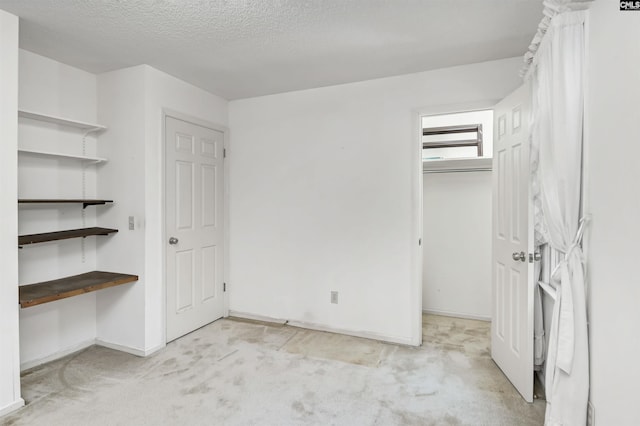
left=412, top=99, right=500, bottom=345
left=161, top=108, right=230, bottom=344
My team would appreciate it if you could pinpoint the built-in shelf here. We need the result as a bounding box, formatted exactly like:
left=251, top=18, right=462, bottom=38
left=19, top=271, right=138, bottom=308
left=422, top=157, right=493, bottom=173
left=18, top=109, right=106, bottom=133
left=19, top=227, right=118, bottom=247
left=18, top=148, right=107, bottom=163
left=19, top=199, right=114, bottom=209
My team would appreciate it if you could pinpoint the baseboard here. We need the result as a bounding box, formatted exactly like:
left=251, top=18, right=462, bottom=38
left=227, top=310, right=287, bottom=325
left=229, top=310, right=415, bottom=346
left=287, top=319, right=416, bottom=346
left=0, top=398, right=25, bottom=418
left=20, top=338, right=166, bottom=371
left=423, top=309, right=491, bottom=322
left=20, top=339, right=96, bottom=371
left=95, top=339, right=165, bottom=357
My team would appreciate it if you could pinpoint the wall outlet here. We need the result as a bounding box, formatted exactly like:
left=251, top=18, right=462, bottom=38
left=587, top=401, right=595, bottom=426
left=128, top=216, right=135, bottom=230
left=330, top=291, right=338, bottom=304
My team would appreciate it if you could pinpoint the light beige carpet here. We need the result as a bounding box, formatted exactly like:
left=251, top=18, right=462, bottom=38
left=1, top=315, right=545, bottom=426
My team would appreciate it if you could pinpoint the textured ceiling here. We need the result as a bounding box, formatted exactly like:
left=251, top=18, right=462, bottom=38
left=0, top=0, right=542, bottom=100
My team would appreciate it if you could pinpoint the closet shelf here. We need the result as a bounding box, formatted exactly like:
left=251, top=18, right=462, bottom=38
left=18, top=148, right=107, bottom=163
left=422, top=157, right=492, bottom=173
left=18, top=227, right=118, bottom=246
left=18, top=109, right=106, bottom=133
left=19, top=271, right=138, bottom=308
left=19, top=199, right=113, bottom=209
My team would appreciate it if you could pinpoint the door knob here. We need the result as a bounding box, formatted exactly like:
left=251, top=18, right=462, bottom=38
left=512, top=251, right=525, bottom=262
left=169, top=237, right=179, bottom=245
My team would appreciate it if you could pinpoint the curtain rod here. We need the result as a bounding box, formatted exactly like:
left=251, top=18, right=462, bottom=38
left=520, top=0, right=593, bottom=78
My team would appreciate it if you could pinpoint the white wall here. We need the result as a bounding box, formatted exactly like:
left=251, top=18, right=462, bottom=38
left=422, top=171, right=492, bottom=320
left=228, top=57, right=522, bottom=344
left=0, top=9, right=23, bottom=417
left=96, top=65, right=147, bottom=353
left=17, top=50, right=100, bottom=368
left=97, top=65, right=228, bottom=354
left=585, top=2, right=640, bottom=425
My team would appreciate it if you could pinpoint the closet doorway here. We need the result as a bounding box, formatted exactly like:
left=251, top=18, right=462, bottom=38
left=420, top=109, right=494, bottom=321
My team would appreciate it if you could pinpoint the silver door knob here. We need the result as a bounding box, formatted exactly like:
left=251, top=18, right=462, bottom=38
left=168, top=237, right=179, bottom=245
left=512, top=251, right=525, bottom=262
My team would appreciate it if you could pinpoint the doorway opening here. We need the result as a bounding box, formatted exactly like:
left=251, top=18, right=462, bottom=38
left=420, top=109, right=494, bottom=322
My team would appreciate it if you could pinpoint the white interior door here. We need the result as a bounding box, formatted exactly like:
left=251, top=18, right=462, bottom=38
left=166, top=116, right=225, bottom=342
left=491, top=84, right=534, bottom=402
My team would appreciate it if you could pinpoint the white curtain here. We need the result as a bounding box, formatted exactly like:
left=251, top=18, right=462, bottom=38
left=528, top=10, right=588, bottom=426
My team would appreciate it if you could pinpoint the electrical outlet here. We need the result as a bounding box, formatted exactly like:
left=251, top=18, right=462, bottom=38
left=587, top=401, right=595, bottom=426
left=330, top=291, right=338, bottom=304
left=128, top=216, right=135, bottom=230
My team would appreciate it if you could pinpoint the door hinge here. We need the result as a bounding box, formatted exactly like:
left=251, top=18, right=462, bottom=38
left=223, top=148, right=227, bottom=158
left=418, top=238, right=422, bottom=246
left=223, top=282, right=226, bottom=292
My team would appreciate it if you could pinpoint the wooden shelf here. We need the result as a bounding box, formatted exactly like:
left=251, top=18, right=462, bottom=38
left=19, top=227, right=118, bottom=246
left=19, top=199, right=113, bottom=209
left=18, top=148, right=107, bottom=163
left=19, top=271, right=138, bottom=308
left=18, top=109, right=106, bottom=133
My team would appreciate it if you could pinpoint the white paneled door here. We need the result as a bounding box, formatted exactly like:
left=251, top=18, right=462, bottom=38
left=491, top=84, right=534, bottom=402
left=166, top=116, right=225, bottom=342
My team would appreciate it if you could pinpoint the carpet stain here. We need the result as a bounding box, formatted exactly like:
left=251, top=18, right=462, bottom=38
left=182, top=382, right=211, bottom=395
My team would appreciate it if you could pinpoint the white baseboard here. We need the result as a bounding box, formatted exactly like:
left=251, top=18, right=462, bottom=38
left=423, top=308, right=491, bottom=322
left=0, top=398, right=25, bottom=418
left=228, top=310, right=415, bottom=346
left=95, top=339, right=165, bottom=357
left=20, top=338, right=165, bottom=372
left=287, top=319, right=416, bottom=346
left=20, top=339, right=96, bottom=371
left=227, top=310, right=287, bottom=325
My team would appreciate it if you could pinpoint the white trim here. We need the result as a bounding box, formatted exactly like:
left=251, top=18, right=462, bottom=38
left=223, top=125, right=230, bottom=317
left=227, top=310, right=287, bottom=325
left=229, top=311, right=415, bottom=346
left=96, top=339, right=164, bottom=357
left=0, top=398, right=24, bottom=418
left=162, top=109, right=228, bottom=135
left=423, top=309, right=491, bottom=322
left=423, top=157, right=492, bottom=173
left=161, top=109, right=230, bottom=343
left=20, top=339, right=95, bottom=371
left=19, top=337, right=165, bottom=372
left=287, top=319, right=415, bottom=346
left=415, top=99, right=500, bottom=119
left=410, top=107, right=424, bottom=346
